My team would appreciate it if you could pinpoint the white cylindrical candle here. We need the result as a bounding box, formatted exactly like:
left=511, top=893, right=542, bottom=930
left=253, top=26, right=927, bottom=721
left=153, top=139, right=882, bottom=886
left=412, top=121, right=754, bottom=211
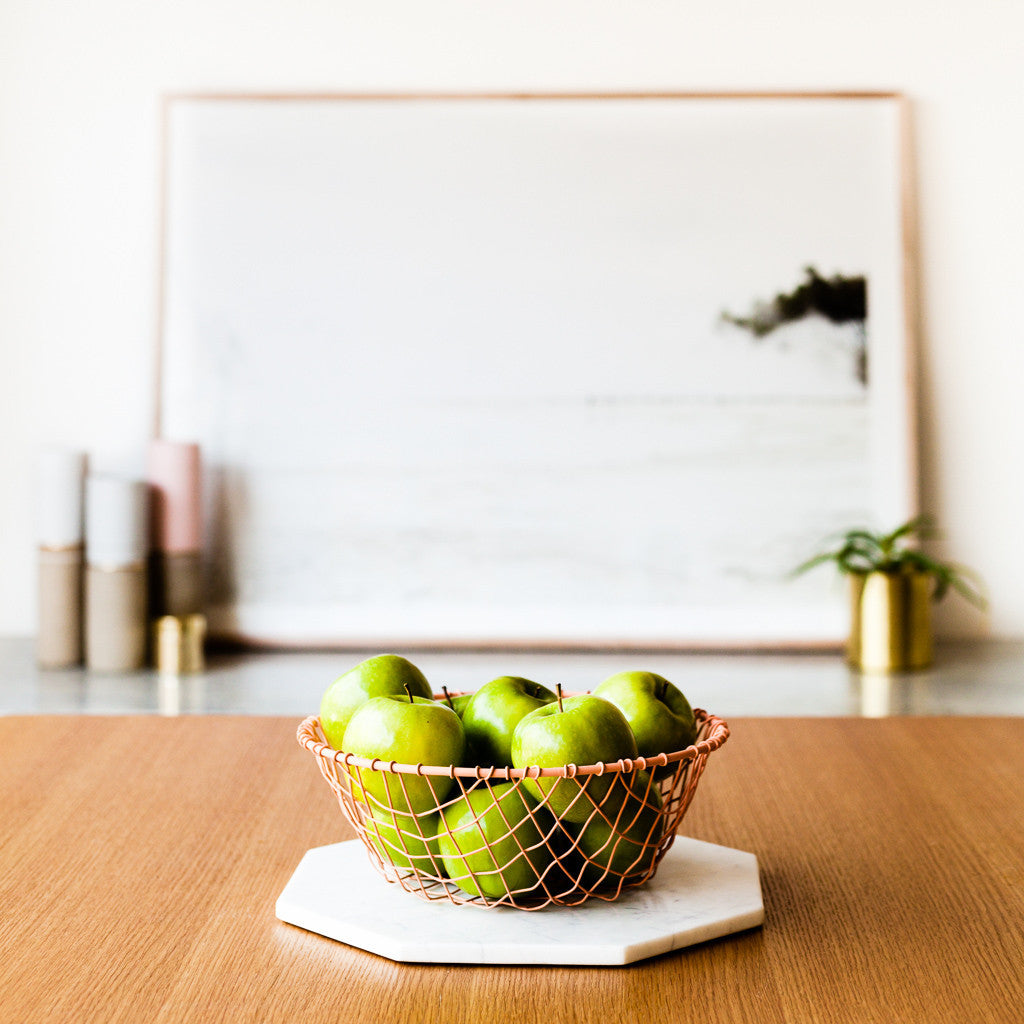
left=36, top=446, right=87, bottom=548
left=86, top=476, right=150, bottom=569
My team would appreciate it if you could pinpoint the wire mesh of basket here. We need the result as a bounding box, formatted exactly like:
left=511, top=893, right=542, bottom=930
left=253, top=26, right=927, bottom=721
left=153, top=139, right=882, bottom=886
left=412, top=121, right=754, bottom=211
left=297, top=702, right=729, bottom=910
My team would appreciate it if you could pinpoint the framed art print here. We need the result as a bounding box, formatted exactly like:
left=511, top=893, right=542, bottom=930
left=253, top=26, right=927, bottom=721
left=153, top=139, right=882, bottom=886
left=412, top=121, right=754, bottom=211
left=157, top=92, right=916, bottom=647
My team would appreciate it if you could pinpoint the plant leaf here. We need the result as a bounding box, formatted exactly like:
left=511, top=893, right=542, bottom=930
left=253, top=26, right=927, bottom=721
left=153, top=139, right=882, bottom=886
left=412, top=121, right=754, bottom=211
left=790, top=515, right=986, bottom=612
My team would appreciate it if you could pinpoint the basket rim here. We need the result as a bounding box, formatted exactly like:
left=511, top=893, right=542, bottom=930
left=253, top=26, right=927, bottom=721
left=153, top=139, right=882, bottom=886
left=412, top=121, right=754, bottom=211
left=297, top=707, right=729, bottom=780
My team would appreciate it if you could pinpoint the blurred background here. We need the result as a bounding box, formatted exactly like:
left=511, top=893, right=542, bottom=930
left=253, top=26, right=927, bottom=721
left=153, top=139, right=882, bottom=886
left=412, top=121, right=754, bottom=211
left=2, top=0, right=1021, bottom=644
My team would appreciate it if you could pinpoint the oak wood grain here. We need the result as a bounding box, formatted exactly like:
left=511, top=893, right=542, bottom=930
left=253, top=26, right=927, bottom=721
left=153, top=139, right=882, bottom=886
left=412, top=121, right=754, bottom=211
left=1, top=715, right=1022, bottom=1023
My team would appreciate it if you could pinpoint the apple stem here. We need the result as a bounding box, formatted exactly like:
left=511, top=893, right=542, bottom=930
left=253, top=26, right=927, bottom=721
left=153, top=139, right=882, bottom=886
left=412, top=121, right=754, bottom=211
left=403, top=681, right=414, bottom=702
left=556, top=683, right=565, bottom=713
left=441, top=686, right=455, bottom=710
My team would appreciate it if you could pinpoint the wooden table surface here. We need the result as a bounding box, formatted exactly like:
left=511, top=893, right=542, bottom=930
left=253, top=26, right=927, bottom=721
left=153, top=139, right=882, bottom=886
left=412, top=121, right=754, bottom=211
left=1, top=715, right=1022, bottom=1024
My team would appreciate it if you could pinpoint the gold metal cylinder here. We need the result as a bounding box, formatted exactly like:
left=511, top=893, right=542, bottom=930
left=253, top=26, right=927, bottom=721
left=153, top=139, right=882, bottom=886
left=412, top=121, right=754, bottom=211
left=37, top=545, right=84, bottom=668
left=847, top=570, right=933, bottom=673
left=152, top=614, right=207, bottom=674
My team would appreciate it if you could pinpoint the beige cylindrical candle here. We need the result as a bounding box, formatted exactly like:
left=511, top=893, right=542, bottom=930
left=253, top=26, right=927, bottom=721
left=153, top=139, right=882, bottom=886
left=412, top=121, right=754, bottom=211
left=85, top=564, right=149, bottom=672
left=38, top=548, right=84, bottom=669
left=85, top=476, right=150, bottom=672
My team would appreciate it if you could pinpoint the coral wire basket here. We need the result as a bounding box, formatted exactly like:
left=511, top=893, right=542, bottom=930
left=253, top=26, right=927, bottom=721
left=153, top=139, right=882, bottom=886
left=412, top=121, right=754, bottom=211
left=297, top=703, right=729, bottom=910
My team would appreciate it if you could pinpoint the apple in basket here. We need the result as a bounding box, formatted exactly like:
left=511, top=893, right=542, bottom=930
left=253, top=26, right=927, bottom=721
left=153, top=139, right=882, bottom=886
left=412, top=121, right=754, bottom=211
left=438, top=688, right=473, bottom=719
left=341, top=692, right=465, bottom=872
left=320, top=654, right=433, bottom=750
left=594, top=671, right=697, bottom=773
left=461, top=676, right=558, bottom=767
left=564, top=770, right=665, bottom=888
left=510, top=687, right=639, bottom=823
left=437, top=782, right=553, bottom=899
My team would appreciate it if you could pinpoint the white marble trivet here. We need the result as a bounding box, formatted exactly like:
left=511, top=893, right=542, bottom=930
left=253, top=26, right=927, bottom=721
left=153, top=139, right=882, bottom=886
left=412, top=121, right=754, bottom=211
left=276, top=837, right=763, bottom=966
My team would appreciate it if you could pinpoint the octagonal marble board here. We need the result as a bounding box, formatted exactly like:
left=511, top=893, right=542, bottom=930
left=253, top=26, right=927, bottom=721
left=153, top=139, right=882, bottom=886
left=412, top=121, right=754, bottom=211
left=276, top=838, right=763, bottom=966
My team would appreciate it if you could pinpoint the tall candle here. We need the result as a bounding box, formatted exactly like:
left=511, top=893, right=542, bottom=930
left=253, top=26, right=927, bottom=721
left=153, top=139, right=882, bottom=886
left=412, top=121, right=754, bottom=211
left=147, top=439, right=204, bottom=617
left=84, top=476, right=149, bottom=672
left=36, top=446, right=87, bottom=668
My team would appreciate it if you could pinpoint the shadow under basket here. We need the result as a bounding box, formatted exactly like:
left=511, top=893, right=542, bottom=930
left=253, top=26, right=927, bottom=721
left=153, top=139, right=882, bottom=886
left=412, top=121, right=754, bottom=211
left=296, top=704, right=729, bottom=910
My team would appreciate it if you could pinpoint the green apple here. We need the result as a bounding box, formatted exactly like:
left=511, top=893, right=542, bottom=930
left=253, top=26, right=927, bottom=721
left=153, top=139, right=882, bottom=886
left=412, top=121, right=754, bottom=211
left=341, top=694, right=465, bottom=818
left=593, top=671, right=697, bottom=768
left=462, top=676, right=558, bottom=767
left=568, top=771, right=664, bottom=887
left=438, top=782, right=551, bottom=899
left=511, top=691, right=639, bottom=823
left=360, top=808, right=445, bottom=875
left=319, top=654, right=433, bottom=749
left=438, top=687, right=473, bottom=719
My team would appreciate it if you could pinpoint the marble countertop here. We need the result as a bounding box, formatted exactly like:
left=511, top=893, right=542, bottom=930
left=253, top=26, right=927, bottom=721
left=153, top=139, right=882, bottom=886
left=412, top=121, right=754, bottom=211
left=1, top=636, right=1022, bottom=717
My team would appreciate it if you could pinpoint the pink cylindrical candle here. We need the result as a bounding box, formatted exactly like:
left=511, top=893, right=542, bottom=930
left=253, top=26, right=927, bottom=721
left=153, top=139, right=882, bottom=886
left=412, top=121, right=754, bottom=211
left=147, top=439, right=204, bottom=618
left=148, top=439, right=202, bottom=554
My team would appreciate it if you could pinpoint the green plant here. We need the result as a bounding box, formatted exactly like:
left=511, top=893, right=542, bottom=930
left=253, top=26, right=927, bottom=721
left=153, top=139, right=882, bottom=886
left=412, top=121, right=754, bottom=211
left=795, top=515, right=987, bottom=608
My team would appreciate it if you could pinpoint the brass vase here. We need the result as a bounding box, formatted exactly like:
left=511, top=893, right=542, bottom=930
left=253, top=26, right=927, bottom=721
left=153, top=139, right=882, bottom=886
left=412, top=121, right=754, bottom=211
left=847, top=569, right=934, bottom=673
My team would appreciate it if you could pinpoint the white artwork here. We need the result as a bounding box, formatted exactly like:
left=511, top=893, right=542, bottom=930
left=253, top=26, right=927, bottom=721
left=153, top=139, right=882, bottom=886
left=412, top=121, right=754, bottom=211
left=159, top=93, right=915, bottom=646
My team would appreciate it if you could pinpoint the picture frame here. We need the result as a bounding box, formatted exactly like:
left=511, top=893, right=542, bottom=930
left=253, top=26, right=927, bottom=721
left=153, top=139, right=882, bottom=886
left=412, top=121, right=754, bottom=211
left=156, top=91, right=917, bottom=648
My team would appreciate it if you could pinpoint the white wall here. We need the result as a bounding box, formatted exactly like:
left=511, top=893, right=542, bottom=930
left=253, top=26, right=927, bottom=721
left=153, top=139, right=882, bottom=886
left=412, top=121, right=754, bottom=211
left=2, top=0, right=1021, bottom=640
